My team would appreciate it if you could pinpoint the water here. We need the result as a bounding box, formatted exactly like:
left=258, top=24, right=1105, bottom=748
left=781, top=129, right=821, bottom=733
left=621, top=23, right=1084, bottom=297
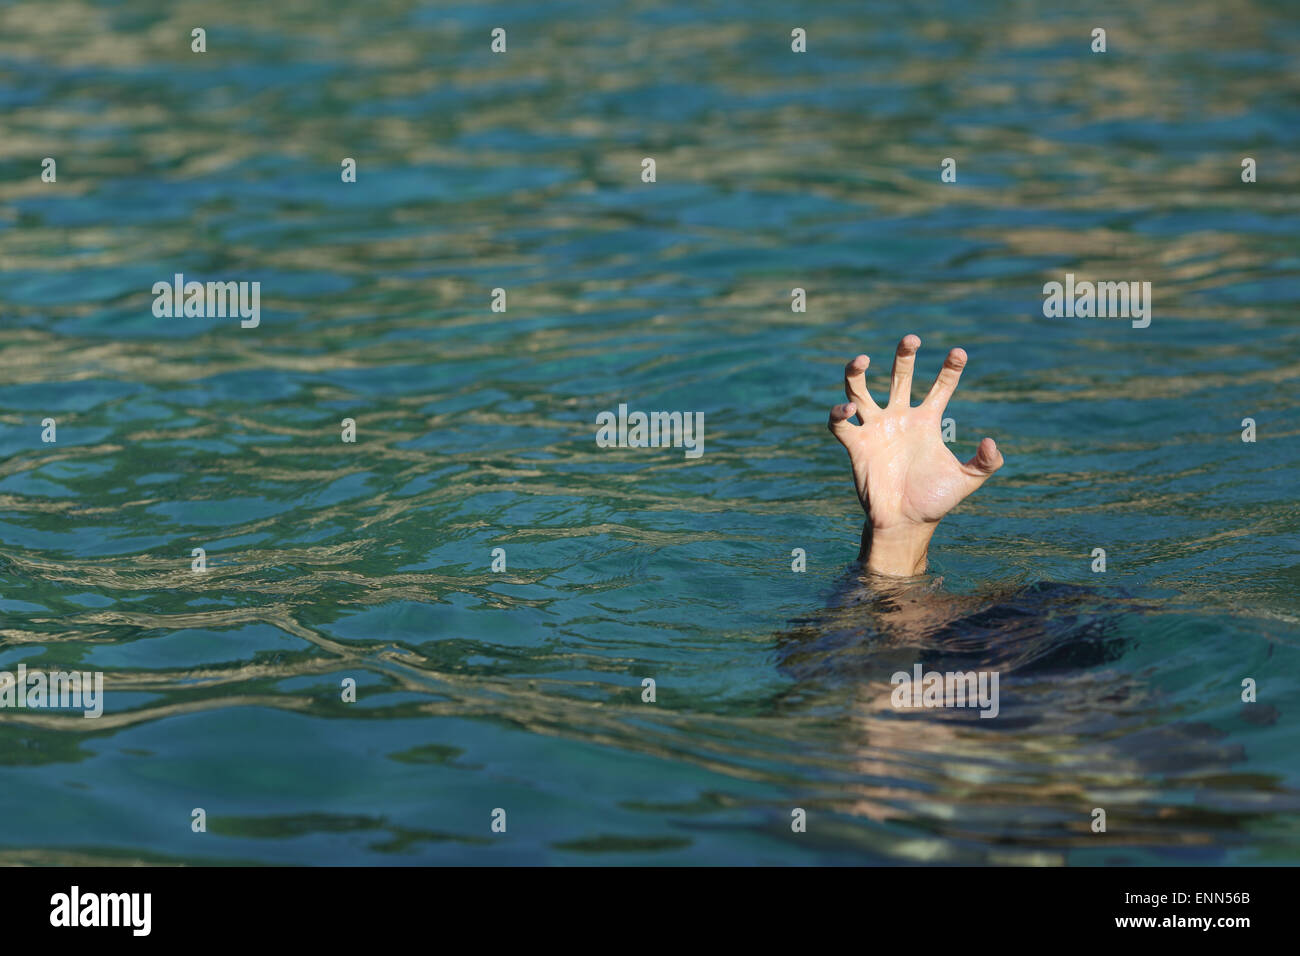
left=1, top=0, right=1298, bottom=865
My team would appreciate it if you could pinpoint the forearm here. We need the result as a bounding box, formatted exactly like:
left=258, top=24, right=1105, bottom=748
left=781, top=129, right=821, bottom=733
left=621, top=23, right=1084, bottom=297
left=858, top=521, right=936, bottom=576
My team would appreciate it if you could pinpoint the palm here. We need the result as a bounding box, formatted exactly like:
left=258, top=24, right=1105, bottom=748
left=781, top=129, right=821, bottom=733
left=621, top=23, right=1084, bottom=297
left=844, top=409, right=973, bottom=527
left=829, top=335, right=1003, bottom=534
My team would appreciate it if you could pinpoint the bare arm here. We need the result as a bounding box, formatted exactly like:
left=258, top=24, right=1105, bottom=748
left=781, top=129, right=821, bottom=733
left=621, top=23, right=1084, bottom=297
left=827, top=334, right=1004, bottom=576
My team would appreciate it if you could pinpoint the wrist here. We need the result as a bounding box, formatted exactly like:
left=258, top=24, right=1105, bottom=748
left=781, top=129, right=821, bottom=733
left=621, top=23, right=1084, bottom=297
left=859, top=521, right=935, bottom=576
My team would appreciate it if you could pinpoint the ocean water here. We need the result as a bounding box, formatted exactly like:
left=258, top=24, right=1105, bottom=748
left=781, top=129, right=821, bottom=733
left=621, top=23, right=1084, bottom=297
left=0, top=0, right=1297, bottom=865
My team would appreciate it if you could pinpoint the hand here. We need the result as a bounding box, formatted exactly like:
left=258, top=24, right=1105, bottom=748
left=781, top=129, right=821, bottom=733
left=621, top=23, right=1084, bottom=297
left=827, top=334, right=1004, bottom=576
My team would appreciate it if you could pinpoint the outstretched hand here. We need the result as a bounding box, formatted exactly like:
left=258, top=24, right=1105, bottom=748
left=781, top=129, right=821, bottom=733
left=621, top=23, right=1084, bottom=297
left=828, top=334, right=1003, bottom=576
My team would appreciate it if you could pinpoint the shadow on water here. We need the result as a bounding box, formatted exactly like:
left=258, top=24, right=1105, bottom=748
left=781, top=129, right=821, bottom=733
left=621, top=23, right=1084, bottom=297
left=766, top=571, right=1296, bottom=864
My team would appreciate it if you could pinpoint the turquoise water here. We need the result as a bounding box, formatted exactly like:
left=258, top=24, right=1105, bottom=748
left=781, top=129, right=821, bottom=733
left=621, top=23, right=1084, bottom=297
left=1, top=0, right=1298, bottom=865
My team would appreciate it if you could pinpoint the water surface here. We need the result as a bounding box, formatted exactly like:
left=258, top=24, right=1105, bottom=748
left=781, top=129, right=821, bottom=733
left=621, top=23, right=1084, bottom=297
left=0, top=0, right=1297, bottom=864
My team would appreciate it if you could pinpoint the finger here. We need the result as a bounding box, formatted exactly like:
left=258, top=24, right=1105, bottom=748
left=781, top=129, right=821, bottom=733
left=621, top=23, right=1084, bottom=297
left=923, top=347, right=967, bottom=414
left=828, top=402, right=858, bottom=444
left=889, top=334, right=921, bottom=407
left=961, top=437, right=1004, bottom=493
left=843, top=354, right=879, bottom=415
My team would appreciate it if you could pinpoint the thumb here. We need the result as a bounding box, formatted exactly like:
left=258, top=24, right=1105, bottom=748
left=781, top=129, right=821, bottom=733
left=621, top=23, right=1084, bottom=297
left=961, top=437, right=1004, bottom=491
